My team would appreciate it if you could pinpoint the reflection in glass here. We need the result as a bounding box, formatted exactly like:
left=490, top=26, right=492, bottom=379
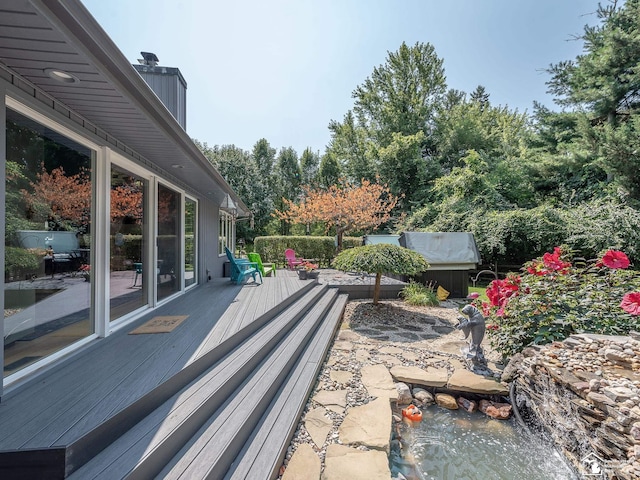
left=157, top=184, right=180, bottom=301
left=4, top=108, right=93, bottom=378
left=184, top=198, right=196, bottom=288
left=110, top=166, right=147, bottom=321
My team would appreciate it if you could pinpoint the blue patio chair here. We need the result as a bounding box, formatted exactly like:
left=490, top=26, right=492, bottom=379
left=225, top=247, right=262, bottom=285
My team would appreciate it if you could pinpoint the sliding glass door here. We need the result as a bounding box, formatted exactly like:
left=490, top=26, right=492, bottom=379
left=109, top=166, right=148, bottom=321
left=157, top=184, right=181, bottom=301
left=4, top=107, right=94, bottom=377
left=184, top=198, right=197, bottom=288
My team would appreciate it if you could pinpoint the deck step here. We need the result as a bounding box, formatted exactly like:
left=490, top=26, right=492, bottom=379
left=153, top=288, right=341, bottom=480
left=69, top=286, right=340, bottom=479
left=226, top=293, right=349, bottom=480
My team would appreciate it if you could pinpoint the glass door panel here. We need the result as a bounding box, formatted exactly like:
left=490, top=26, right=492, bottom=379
left=184, top=198, right=196, bottom=288
left=157, top=184, right=180, bottom=301
left=109, top=166, right=147, bottom=321
left=4, top=108, right=94, bottom=377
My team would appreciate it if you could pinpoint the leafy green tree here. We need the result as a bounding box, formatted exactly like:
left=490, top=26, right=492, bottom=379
left=353, top=41, right=446, bottom=143
left=326, top=111, right=374, bottom=184
left=332, top=244, right=430, bottom=305
left=328, top=41, right=446, bottom=208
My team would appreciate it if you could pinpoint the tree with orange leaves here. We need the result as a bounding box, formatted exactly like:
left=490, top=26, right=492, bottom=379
left=274, top=179, right=399, bottom=251
left=22, top=164, right=91, bottom=231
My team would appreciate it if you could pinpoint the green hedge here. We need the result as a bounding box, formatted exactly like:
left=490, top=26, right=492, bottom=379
left=253, top=236, right=362, bottom=267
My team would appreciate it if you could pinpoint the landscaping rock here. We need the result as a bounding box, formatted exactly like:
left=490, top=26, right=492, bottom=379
left=435, top=393, right=458, bottom=410
left=282, top=443, right=320, bottom=480
left=395, top=382, right=413, bottom=405
left=339, top=397, right=392, bottom=451
left=322, top=444, right=391, bottom=480
left=313, top=389, right=348, bottom=413
left=413, top=387, right=434, bottom=406
left=361, top=364, right=398, bottom=401
left=447, top=368, right=509, bottom=395
left=390, top=364, right=448, bottom=387
left=304, top=407, right=333, bottom=448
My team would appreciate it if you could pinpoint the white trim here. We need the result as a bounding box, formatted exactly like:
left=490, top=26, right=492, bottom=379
left=94, top=147, right=110, bottom=337
left=6, top=96, right=101, bottom=152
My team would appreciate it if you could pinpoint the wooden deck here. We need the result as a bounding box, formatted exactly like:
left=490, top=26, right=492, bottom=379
left=0, top=271, right=347, bottom=479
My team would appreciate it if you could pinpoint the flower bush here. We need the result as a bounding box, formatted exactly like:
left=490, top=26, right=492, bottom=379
left=483, top=247, right=640, bottom=358
left=298, top=261, right=318, bottom=272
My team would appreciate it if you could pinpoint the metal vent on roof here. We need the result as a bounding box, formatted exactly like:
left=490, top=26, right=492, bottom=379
left=138, top=52, right=159, bottom=66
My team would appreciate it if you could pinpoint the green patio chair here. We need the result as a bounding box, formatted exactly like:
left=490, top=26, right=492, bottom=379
left=247, top=252, right=276, bottom=277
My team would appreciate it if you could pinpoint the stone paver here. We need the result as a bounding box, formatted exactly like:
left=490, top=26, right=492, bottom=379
left=330, top=370, right=353, bottom=384
left=304, top=407, right=333, bottom=448
left=322, top=444, right=391, bottom=480
left=447, top=368, right=509, bottom=395
left=313, top=389, right=348, bottom=413
left=361, top=364, right=398, bottom=400
left=390, top=364, right=449, bottom=387
left=282, top=443, right=321, bottom=480
left=339, top=397, right=392, bottom=451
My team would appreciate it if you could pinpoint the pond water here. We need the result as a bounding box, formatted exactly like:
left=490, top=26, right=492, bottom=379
left=390, top=406, right=578, bottom=480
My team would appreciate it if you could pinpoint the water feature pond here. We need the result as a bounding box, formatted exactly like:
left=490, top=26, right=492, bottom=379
left=391, top=406, right=578, bottom=480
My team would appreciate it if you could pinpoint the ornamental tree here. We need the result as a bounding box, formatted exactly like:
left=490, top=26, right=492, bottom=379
left=22, top=164, right=91, bottom=231
left=332, top=243, right=429, bottom=305
left=274, top=179, right=399, bottom=251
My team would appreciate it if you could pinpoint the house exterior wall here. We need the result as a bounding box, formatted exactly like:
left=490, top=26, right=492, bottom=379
left=1, top=68, right=230, bottom=393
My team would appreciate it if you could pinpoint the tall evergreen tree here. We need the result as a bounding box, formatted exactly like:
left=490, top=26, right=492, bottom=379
left=275, top=147, right=301, bottom=234
left=547, top=0, right=640, bottom=199
left=300, top=148, right=320, bottom=185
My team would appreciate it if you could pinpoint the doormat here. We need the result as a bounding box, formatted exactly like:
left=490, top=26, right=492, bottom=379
left=129, top=315, right=189, bottom=334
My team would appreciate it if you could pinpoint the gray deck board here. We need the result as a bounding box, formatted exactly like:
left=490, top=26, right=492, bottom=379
left=226, top=293, right=348, bottom=480
left=69, top=286, right=329, bottom=480
left=156, top=289, right=338, bottom=480
left=0, top=275, right=308, bottom=451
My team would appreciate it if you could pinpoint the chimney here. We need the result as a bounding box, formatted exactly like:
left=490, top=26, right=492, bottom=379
left=133, top=52, right=187, bottom=130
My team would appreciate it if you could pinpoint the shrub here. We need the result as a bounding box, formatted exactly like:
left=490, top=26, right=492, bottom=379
left=5, top=246, right=42, bottom=280
left=484, top=246, right=640, bottom=358
left=400, top=281, right=439, bottom=306
left=253, top=235, right=362, bottom=266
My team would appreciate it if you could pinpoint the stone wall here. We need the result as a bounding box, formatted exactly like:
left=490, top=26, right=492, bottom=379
left=511, top=333, right=640, bottom=479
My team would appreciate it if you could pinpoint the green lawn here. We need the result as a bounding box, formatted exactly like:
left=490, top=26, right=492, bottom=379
left=468, top=285, right=488, bottom=303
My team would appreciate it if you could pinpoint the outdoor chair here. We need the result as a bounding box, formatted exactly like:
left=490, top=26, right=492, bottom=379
left=247, top=252, right=276, bottom=277
left=284, top=248, right=304, bottom=270
left=225, top=247, right=262, bottom=285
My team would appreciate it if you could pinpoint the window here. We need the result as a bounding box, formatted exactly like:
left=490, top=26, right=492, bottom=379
left=218, top=210, right=234, bottom=255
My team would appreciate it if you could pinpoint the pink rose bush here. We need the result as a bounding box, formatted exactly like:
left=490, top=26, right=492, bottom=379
left=484, top=246, right=640, bottom=358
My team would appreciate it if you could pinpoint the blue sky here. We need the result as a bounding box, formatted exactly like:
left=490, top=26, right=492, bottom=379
left=82, top=0, right=603, bottom=156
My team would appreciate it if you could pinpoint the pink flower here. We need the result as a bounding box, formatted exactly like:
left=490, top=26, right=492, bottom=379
left=467, top=292, right=480, bottom=299
left=620, top=292, right=640, bottom=316
left=602, top=250, right=630, bottom=269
